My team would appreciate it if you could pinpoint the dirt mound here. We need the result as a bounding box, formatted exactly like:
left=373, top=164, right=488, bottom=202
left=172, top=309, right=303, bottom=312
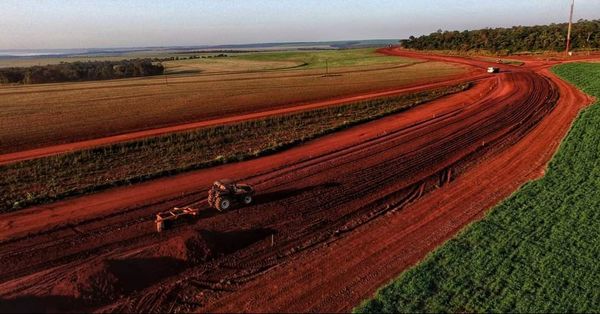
left=51, top=260, right=121, bottom=303
left=152, top=228, right=274, bottom=263
left=52, top=256, right=185, bottom=305
left=49, top=229, right=256, bottom=304
left=154, top=229, right=213, bottom=263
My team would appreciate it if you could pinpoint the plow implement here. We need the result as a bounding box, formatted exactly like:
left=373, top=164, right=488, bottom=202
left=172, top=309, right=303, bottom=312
left=155, top=207, right=200, bottom=232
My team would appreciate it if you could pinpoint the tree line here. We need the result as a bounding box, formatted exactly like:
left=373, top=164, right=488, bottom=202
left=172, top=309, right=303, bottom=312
left=0, top=59, right=164, bottom=84
left=400, top=19, right=600, bottom=54
left=151, top=54, right=228, bottom=62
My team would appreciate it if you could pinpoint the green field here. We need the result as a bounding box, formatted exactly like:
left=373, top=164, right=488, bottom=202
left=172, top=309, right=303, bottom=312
left=230, top=48, right=417, bottom=69
left=355, top=63, right=600, bottom=313
left=162, top=48, right=418, bottom=74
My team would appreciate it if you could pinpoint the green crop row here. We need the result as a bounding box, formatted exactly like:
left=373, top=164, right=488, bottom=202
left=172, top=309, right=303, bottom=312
left=355, top=63, right=600, bottom=313
left=0, top=83, right=469, bottom=213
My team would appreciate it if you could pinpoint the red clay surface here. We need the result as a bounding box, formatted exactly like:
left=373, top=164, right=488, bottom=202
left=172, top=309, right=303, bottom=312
left=0, top=49, right=595, bottom=313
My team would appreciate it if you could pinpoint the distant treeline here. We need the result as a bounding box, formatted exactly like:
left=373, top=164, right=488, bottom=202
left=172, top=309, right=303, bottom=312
left=401, top=19, right=600, bottom=53
left=151, top=54, right=229, bottom=63
left=0, top=59, right=164, bottom=84
left=176, top=50, right=253, bottom=54
left=153, top=55, right=202, bottom=61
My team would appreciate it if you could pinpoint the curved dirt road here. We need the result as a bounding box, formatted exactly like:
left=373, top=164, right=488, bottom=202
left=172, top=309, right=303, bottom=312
left=0, top=49, right=594, bottom=313
left=203, top=62, right=593, bottom=313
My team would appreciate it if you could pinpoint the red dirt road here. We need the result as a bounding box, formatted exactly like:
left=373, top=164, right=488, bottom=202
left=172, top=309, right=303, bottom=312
left=0, top=49, right=594, bottom=313
left=203, top=66, right=593, bottom=313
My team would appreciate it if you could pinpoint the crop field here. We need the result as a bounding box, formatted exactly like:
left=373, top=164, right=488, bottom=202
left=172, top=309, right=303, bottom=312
left=227, top=48, right=416, bottom=69
left=0, top=84, right=468, bottom=213
left=356, top=63, right=600, bottom=313
left=0, top=48, right=466, bottom=153
left=164, top=48, right=418, bottom=73
left=163, top=57, right=302, bottom=74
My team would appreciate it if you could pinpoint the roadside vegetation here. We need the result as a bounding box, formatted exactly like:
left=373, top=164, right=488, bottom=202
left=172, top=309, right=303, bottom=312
left=402, top=19, right=600, bottom=54
left=0, top=59, right=164, bottom=84
left=477, top=57, right=524, bottom=66
left=0, top=84, right=469, bottom=213
left=355, top=63, right=600, bottom=313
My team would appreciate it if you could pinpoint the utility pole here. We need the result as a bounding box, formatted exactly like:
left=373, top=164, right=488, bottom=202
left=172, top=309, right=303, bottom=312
left=565, top=0, right=575, bottom=56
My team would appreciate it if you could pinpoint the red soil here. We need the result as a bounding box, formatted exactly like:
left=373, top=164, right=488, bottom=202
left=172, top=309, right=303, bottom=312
left=150, top=229, right=213, bottom=263
left=51, top=261, right=122, bottom=302
left=203, top=64, right=593, bottom=313
left=0, top=49, right=595, bottom=313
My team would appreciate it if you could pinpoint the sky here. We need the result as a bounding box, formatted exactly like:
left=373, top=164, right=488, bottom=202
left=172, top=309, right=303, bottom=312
left=0, top=0, right=599, bottom=50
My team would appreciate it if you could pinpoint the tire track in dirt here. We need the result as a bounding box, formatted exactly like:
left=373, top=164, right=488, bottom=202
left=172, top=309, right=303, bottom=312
left=198, top=50, right=595, bottom=313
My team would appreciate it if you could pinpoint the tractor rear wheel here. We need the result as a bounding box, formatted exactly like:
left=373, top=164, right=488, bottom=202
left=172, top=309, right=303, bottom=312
left=215, top=197, right=231, bottom=211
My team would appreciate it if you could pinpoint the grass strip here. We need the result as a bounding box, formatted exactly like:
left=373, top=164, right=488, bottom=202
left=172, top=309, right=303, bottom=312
left=355, top=63, right=600, bottom=313
left=0, top=83, right=470, bottom=213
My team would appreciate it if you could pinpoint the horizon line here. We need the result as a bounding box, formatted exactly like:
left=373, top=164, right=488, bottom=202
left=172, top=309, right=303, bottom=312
left=0, top=38, right=402, bottom=53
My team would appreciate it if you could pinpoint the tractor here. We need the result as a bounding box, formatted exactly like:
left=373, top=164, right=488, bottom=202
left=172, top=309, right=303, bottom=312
left=154, top=179, right=255, bottom=232
left=208, top=179, right=255, bottom=211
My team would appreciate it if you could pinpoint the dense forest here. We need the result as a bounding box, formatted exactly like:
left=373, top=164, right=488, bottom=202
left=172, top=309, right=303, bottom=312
left=0, top=59, right=164, bottom=84
left=400, top=19, right=600, bottom=54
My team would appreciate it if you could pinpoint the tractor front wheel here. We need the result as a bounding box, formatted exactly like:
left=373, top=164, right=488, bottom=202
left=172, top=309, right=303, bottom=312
left=243, top=195, right=253, bottom=205
left=215, top=197, right=231, bottom=211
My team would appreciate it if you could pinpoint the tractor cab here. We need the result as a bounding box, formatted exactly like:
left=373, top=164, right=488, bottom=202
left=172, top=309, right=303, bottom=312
left=213, top=179, right=235, bottom=192
left=154, top=179, right=255, bottom=232
left=213, top=179, right=252, bottom=194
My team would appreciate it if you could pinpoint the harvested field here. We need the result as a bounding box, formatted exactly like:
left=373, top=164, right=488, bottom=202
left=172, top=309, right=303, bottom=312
left=2, top=49, right=590, bottom=313
left=0, top=49, right=467, bottom=153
